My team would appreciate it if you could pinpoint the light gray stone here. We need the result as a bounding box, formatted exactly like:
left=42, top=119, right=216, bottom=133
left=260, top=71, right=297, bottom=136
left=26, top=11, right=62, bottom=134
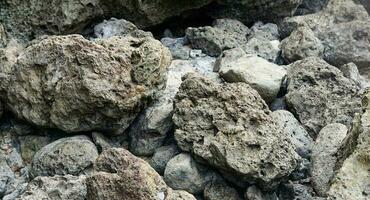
left=149, top=145, right=181, bottom=175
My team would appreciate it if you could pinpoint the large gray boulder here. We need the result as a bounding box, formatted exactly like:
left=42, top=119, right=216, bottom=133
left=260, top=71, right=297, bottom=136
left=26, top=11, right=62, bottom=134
left=93, top=18, right=153, bottom=39
left=164, top=153, right=217, bottom=194
left=86, top=148, right=196, bottom=200
left=285, top=57, right=361, bottom=137
left=173, top=73, right=299, bottom=189
left=281, top=0, right=370, bottom=76
left=31, top=136, right=98, bottom=177
left=0, top=34, right=171, bottom=133
left=311, top=123, right=348, bottom=196
left=17, top=175, right=87, bottom=200
left=217, top=48, right=286, bottom=103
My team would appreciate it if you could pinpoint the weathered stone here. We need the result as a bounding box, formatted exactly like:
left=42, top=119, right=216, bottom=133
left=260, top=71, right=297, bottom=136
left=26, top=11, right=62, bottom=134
left=173, top=73, right=299, bottom=189
left=0, top=23, right=7, bottom=47
left=295, top=0, right=329, bottom=15
left=280, top=25, right=324, bottom=63
left=278, top=182, right=321, bottom=200
left=209, top=0, right=303, bottom=25
left=272, top=110, right=313, bottom=159
left=0, top=35, right=170, bottom=133
left=327, top=91, right=370, bottom=200
left=18, top=135, right=51, bottom=164
left=149, top=145, right=181, bottom=175
left=31, top=135, right=98, bottom=177
left=244, top=38, right=281, bottom=64
left=129, top=57, right=218, bottom=156
left=286, top=57, right=361, bottom=137
left=164, top=153, right=217, bottom=194
left=86, top=148, right=196, bottom=200
left=17, top=175, right=87, bottom=200
left=245, top=185, right=278, bottom=200
left=339, top=62, right=365, bottom=88
left=281, top=0, right=370, bottom=76
left=93, top=18, right=152, bottom=39
left=91, top=132, right=112, bottom=153
left=161, top=37, right=191, bottom=60
left=204, top=181, right=242, bottom=200
left=217, top=48, right=286, bottom=102
left=248, top=22, right=280, bottom=41
left=185, top=19, right=249, bottom=57
left=311, top=123, right=348, bottom=196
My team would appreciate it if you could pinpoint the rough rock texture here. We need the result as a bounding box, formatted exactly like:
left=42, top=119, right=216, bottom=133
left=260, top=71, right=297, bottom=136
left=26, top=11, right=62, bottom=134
left=271, top=110, right=313, bottom=159
left=286, top=57, right=362, bottom=137
left=129, top=56, right=218, bottom=156
left=31, top=135, right=98, bottom=177
left=339, top=62, right=365, bottom=88
left=0, top=23, right=7, bottom=47
left=245, top=185, right=278, bottom=200
left=311, top=123, right=348, bottom=196
left=209, top=0, right=303, bottom=25
left=0, top=34, right=170, bottom=133
left=17, top=175, right=87, bottom=200
left=327, top=91, right=370, bottom=200
left=185, top=19, right=250, bottom=57
left=278, top=182, right=321, bottom=200
left=204, top=182, right=242, bottom=200
left=281, top=0, right=370, bottom=76
left=0, top=0, right=104, bottom=41
left=173, top=73, right=299, bottom=189
left=18, top=135, right=51, bottom=164
left=149, top=145, right=181, bottom=175
left=164, top=153, right=217, bottom=194
left=93, top=18, right=152, bottom=39
left=217, top=48, right=286, bottom=102
left=295, top=0, right=329, bottom=15
left=280, top=25, right=324, bottom=63
left=86, top=148, right=195, bottom=200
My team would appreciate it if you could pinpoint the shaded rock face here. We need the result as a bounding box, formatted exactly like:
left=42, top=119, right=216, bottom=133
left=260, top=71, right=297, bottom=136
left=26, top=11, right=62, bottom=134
left=17, top=175, right=87, bottom=200
left=0, top=34, right=170, bottom=133
left=173, top=73, right=299, bottom=189
left=281, top=0, right=370, bottom=76
left=86, top=148, right=195, bottom=200
left=204, top=182, right=242, bottom=200
left=149, top=145, right=181, bottom=175
left=93, top=18, right=153, bottom=39
left=31, top=135, right=98, bottom=177
left=327, top=91, right=370, bottom=200
left=285, top=57, right=361, bottom=137
left=311, top=123, right=348, bottom=196
left=209, top=0, right=303, bottom=25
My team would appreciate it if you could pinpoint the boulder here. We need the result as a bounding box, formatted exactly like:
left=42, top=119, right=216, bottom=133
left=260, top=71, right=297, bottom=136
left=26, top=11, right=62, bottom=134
left=285, top=57, right=361, bottom=137
left=149, top=145, right=181, bottom=175
left=244, top=185, right=278, bottom=200
left=164, top=153, right=217, bottom=194
left=185, top=19, right=249, bottom=57
left=217, top=48, right=286, bottom=102
left=204, top=182, right=242, bottom=200
left=31, top=135, right=98, bottom=177
left=280, top=0, right=370, bottom=76
left=278, top=182, right=322, bottom=200
left=311, top=123, right=348, bottom=196
left=86, top=148, right=196, bottom=200
left=327, top=91, right=370, bottom=200
left=295, top=0, right=329, bottom=15
left=18, top=135, right=51, bottom=164
left=173, top=73, right=299, bottom=189
left=280, top=25, right=324, bottom=63
left=129, top=56, right=218, bottom=156
left=271, top=110, right=313, bottom=159
left=93, top=18, right=152, bottom=39
left=17, top=175, right=87, bottom=200
left=0, top=34, right=170, bottom=133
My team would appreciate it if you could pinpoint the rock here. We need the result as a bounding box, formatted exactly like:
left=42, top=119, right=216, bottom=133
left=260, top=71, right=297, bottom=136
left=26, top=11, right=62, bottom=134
left=0, top=34, right=170, bottom=133
left=248, top=22, right=280, bottom=41
left=285, top=57, right=361, bottom=137
left=17, top=175, right=87, bottom=200
left=91, top=132, right=112, bottom=153
left=295, top=0, right=329, bottom=15
left=245, top=185, right=278, bottom=200
left=164, top=153, right=217, bottom=194
left=18, top=135, right=51, bottom=164
left=86, top=148, right=196, bottom=200
left=173, top=73, right=299, bottom=189
left=278, top=182, right=320, bottom=200
left=129, top=56, right=218, bottom=156
left=0, top=0, right=104, bottom=41
left=244, top=38, right=281, bottom=64
left=161, top=37, right=191, bottom=60
left=0, top=159, right=15, bottom=197
left=31, top=135, right=98, bottom=177
left=149, top=145, right=181, bottom=175
left=0, top=23, right=7, bottom=47
left=185, top=19, right=249, bottom=57
left=311, top=123, right=348, bottom=196
left=327, top=91, right=370, bottom=200
left=208, top=0, right=303, bottom=26
left=272, top=110, right=313, bottom=159
left=217, top=48, right=286, bottom=102
left=339, top=62, right=365, bottom=88
left=280, top=0, right=370, bottom=76
left=93, top=18, right=152, bottom=39
left=204, top=182, right=241, bottom=200
left=280, top=25, right=324, bottom=63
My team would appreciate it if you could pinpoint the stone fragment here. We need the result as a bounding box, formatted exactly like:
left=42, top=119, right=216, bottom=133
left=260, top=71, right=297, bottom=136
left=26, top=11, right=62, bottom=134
left=149, top=145, right=181, bottom=175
